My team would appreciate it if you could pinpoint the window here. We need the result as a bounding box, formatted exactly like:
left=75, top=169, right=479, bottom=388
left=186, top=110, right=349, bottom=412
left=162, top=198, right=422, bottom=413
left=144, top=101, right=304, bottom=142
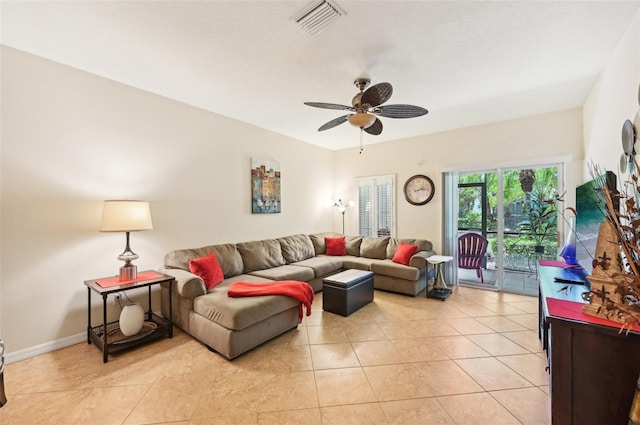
left=445, top=163, right=563, bottom=295
left=356, top=175, right=395, bottom=238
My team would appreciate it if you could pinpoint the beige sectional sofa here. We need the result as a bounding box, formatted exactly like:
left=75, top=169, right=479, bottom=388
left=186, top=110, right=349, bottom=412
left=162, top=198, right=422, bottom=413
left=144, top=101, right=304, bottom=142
left=159, top=232, right=435, bottom=359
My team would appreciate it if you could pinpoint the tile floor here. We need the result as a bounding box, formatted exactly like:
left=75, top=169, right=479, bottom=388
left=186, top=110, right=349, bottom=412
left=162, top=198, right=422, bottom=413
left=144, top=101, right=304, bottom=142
left=0, top=286, right=550, bottom=425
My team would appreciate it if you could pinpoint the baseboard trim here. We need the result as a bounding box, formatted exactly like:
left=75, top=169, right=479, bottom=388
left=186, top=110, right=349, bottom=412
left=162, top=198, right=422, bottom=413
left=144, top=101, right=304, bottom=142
left=5, top=309, right=166, bottom=364
left=4, top=332, right=85, bottom=365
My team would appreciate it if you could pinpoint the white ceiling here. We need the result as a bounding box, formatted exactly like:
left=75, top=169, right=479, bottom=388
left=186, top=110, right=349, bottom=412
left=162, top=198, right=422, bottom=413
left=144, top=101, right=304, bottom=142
left=2, top=1, right=639, bottom=150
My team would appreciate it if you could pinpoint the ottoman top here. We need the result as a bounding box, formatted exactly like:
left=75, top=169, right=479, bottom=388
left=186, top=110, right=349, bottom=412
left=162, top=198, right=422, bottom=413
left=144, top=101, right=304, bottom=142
left=323, top=269, right=373, bottom=287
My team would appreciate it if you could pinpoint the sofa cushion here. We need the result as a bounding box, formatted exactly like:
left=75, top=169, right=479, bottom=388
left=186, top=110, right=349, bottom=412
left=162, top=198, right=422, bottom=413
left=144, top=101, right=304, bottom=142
left=277, top=234, right=315, bottom=263
left=345, top=236, right=363, bottom=256
left=237, top=239, right=286, bottom=273
left=360, top=237, right=390, bottom=259
left=223, top=274, right=273, bottom=284
left=291, top=256, right=344, bottom=277
left=189, top=253, right=224, bottom=290
left=309, top=232, right=341, bottom=255
left=192, top=279, right=299, bottom=331
left=342, top=256, right=376, bottom=271
left=409, top=250, right=434, bottom=270
left=159, top=266, right=207, bottom=299
left=386, top=238, right=433, bottom=259
left=325, top=236, right=347, bottom=256
left=371, top=260, right=421, bottom=281
left=164, top=243, right=244, bottom=278
left=392, top=243, right=418, bottom=266
left=248, top=265, right=315, bottom=282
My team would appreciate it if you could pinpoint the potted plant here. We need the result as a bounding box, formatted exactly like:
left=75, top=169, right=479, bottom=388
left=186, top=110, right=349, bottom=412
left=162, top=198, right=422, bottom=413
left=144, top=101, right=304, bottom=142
left=518, top=196, right=557, bottom=254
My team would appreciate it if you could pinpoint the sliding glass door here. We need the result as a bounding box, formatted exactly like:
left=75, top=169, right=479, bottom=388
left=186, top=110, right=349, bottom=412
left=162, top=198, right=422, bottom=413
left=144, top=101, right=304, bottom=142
left=452, top=164, right=562, bottom=295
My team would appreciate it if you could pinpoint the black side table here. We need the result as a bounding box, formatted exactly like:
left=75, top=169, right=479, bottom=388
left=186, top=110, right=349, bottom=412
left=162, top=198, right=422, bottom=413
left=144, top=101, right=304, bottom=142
left=84, top=271, right=174, bottom=362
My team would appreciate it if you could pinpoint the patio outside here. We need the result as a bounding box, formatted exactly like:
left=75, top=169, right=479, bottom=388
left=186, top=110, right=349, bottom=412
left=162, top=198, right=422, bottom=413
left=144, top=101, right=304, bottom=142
left=457, top=167, right=559, bottom=296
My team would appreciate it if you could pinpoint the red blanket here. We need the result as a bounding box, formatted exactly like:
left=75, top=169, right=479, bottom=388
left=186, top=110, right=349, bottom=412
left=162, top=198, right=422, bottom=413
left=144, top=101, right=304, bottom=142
left=227, top=280, right=315, bottom=319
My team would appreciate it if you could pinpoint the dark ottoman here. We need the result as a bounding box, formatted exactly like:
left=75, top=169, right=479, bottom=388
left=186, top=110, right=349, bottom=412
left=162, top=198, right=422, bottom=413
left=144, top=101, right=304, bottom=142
left=322, top=269, right=374, bottom=316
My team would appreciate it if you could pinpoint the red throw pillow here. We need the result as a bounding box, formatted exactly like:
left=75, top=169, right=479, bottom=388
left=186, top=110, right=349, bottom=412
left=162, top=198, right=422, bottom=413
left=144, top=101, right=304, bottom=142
left=392, top=243, right=418, bottom=265
left=189, top=253, right=224, bottom=290
left=325, top=236, right=347, bottom=256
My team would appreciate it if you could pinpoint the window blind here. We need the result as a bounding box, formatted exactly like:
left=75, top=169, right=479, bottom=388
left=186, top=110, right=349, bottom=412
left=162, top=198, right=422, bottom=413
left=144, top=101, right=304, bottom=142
left=356, top=175, right=395, bottom=238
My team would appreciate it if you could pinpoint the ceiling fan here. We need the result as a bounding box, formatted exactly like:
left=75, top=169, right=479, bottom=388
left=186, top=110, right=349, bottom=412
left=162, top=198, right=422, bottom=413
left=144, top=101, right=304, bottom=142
left=304, top=77, right=428, bottom=152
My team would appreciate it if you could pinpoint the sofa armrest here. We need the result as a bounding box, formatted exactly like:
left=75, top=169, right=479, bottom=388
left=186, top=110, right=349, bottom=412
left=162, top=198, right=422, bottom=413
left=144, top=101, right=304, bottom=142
left=408, top=250, right=436, bottom=269
left=158, top=267, right=206, bottom=299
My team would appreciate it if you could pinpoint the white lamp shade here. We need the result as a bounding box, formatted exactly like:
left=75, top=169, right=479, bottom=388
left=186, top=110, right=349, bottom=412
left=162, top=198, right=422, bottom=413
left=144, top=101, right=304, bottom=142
left=100, top=200, right=153, bottom=232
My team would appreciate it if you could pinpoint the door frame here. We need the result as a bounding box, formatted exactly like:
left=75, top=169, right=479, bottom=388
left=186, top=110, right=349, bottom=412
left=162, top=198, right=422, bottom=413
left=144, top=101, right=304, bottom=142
left=445, top=162, right=565, bottom=295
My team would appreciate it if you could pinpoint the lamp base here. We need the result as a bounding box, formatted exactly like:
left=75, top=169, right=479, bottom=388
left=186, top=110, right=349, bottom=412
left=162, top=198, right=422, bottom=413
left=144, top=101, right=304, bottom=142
left=119, top=264, right=137, bottom=281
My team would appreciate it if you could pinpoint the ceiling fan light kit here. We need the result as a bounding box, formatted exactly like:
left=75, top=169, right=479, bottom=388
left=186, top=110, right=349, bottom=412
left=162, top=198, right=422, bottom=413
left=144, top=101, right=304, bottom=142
left=304, top=77, right=428, bottom=152
left=348, top=113, right=376, bottom=129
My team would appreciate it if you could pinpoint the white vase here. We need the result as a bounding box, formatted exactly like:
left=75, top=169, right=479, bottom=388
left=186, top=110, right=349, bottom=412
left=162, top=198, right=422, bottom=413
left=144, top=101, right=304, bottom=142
left=119, top=303, right=144, bottom=336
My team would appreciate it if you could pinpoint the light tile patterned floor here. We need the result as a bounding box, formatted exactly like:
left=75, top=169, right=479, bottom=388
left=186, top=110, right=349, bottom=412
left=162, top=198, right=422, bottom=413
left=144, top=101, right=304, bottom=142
left=0, top=286, right=550, bottom=425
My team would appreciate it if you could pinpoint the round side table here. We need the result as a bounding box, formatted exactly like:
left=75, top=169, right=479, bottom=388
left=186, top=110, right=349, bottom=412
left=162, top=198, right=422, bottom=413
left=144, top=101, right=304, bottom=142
left=427, top=255, right=454, bottom=300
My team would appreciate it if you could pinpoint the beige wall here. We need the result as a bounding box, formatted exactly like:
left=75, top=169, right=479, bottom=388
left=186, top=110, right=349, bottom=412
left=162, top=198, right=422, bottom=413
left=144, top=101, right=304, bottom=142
left=1, top=47, right=334, bottom=358
left=2, top=8, right=638, bottom=361
left=334, top=108, right=584, bottom=253
left=583, top=10, right=640, bottom=177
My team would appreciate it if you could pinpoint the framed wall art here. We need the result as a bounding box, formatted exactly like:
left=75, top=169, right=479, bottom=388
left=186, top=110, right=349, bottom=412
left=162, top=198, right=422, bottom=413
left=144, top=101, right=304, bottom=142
left=251, top=158, right=281, bottom=214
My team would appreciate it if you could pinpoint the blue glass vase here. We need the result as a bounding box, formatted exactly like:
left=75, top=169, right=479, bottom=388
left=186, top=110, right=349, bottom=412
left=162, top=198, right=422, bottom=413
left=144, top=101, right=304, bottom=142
left=559, top=216, right=579, bottom=265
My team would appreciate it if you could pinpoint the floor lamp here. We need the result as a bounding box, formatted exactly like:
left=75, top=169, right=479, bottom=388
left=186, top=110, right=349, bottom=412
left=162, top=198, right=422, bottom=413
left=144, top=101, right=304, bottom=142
left=334, top=199, right=354, bottom=234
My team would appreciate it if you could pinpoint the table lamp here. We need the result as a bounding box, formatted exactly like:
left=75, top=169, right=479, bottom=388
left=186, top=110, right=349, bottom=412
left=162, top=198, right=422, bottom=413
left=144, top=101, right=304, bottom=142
left=100, top=200, right=153, bottom=281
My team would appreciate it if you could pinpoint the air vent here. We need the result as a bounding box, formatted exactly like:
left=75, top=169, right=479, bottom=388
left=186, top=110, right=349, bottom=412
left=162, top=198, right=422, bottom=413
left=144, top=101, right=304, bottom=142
left=294, top=0, right=345, bottom=36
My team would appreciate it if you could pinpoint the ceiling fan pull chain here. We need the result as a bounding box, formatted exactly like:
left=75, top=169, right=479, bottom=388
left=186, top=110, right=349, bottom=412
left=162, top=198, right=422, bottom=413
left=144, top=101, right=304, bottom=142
left=359, top=129, right=364, bottom=154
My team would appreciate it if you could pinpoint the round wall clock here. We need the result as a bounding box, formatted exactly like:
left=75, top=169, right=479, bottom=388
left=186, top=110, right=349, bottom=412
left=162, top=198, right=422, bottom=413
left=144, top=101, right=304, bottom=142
left=403, top=174, right=435, bottom=205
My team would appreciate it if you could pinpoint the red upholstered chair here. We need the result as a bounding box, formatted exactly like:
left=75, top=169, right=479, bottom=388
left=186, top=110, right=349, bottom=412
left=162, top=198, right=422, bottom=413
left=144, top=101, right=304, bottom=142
left=458, top=233, right=488, bottom=283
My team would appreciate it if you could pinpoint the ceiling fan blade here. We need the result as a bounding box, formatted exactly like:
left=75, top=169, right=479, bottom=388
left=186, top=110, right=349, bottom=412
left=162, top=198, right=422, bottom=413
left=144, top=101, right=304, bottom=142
left=318, top=115, right=350, bottom=131
left=376, top=104, right=429, bottom=119
left=361, top=83, right=393, bottom=107
left=304, top=102, right=353, bottom=111
left=364, top=118, right=383, bottom=135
